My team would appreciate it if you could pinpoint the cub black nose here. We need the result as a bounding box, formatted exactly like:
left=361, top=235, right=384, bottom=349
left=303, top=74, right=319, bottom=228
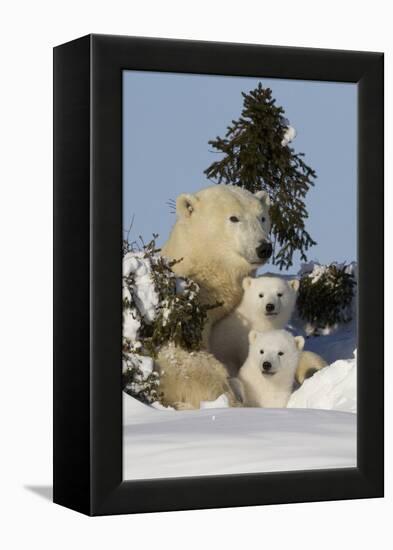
left=266, top=303, right=275, bottom=312
left=256, top=241, right=272, bottom=260
left=263, top=361, right=272, bottom=371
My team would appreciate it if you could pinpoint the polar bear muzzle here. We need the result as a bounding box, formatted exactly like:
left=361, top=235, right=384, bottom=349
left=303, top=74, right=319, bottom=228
left=256, top=240, right=272, bottom=260
left=262, top=360, right=274, bottom=374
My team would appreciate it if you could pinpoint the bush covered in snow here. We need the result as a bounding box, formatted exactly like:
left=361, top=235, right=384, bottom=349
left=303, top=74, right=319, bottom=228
left=296, top=262, right=356, bottom=335
left=122, top=236, right=218, bottom=404
left=122, top=352, right=160, bottom=404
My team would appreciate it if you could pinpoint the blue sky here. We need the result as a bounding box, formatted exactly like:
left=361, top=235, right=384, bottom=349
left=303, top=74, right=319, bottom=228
left=123, top=71, right=357, bottom=274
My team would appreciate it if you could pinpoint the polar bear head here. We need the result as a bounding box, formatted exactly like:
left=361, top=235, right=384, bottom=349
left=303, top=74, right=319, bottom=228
left=241, top=276, right=299, bottom=328
left=248, top=329, right=304, bottom=378
left=171, top=185, right=272, bottom=268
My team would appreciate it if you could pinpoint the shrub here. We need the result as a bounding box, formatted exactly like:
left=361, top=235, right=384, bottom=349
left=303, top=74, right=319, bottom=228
left=122, top=236, right=218, bottom=404
left=297, top=262, right=357, bottom=335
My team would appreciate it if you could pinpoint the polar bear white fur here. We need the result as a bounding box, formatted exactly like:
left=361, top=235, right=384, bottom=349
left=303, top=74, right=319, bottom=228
left=210, top=276, right=299, bottom=376
left=156, top=185, right=272, bottom=409
left=161, top=185, right=272, bottom=327
left=238, top=329, right=304, bottom=408
left=156, top=343, right=239, bottom=410
left=210, top=274, right=326, bottom=383
left=295, top=350, right=327, bottom=385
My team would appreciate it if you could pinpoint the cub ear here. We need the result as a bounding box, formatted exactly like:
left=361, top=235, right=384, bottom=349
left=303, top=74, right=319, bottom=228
left=242, top=276, right=253, bottom=290
left=254, top=190, right=271, bottom=208
left=176, top=193, right=199, bottom=218
left=294, top=335, right=305, bottom=351
left=248, top=329, right=258, bottom=345
left=289, top=279, right=300, bottom=292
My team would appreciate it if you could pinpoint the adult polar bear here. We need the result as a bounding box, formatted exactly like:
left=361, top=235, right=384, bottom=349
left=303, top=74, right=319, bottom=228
left=162, top=185, right=272, bottom=325
left=156, top=184, right=272, bottom=409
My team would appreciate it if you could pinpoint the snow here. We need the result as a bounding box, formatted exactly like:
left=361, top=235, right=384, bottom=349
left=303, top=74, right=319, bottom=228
left=123, top=392, right=356, bottom=480
left=122, top=309, right=141, bottom=342
left=122, top=250, right=162, bottom=397
left=123, top=344, right=357, bottom=480
left=288, top=353, right=357, bottom=413
left=123, top=355, right=156, bottom=398
left=137, top=355, right=155, bottom=378
left=281, top=125, right=297, bottom=146
left=175, top=277, right=188, bottom=294
left=200, top=393, right=230, bottom=409
left=123, top=252, right=158, bottom=324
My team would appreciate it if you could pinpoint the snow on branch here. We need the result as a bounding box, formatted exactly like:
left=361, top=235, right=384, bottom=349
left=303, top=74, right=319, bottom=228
left=122, top=235, right=219, bottom=404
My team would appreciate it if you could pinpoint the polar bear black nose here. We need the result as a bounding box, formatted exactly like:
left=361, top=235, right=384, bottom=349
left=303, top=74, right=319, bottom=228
left=256, top=241, right=272, bottom=260
left=263, top=361, right=272, bottom=371
left=266, top=303, right=275, bottom=312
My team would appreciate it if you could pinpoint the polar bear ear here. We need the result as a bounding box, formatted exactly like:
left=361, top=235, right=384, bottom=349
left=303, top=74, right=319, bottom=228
left=294, top=335, right=305, bottom=351
left=248, top=330, right=258, bottom=344
left=176, top=193, right=199, bottom=218
left=255, top=190, right=271, bottom=208
left=289, top=279, right=300, bottom=292
left=242, top=276, right=253, bottom=290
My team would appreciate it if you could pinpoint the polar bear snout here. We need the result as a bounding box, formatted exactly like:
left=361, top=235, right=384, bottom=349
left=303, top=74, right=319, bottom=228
left=262, top=361, right=273, bottom=372
left=265, top=303, right=275, bottom=313
left=256, top=241, right=272, bottom=260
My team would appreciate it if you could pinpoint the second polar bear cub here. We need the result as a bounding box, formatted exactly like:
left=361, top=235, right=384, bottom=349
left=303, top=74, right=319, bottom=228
left=210, top=276, right=298, bottom=377
left=239, top=330, right=304, bottom=408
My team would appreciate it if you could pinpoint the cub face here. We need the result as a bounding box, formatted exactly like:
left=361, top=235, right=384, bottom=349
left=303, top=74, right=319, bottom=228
left=248, top=329, right=304, bottom=377
left=242, top=276, right=299, bottom=323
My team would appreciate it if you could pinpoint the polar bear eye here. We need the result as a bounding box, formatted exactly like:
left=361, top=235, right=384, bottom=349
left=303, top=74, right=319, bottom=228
left=259, top=293, right=264, bottom=298
left=277, top=293, right=283, bottom=297
left=260, top=350, right=264, bottom=354
left=278, top=351, right=284, bottom=356
left=229, top=216, right=240, bottom=223
left=261, top=217, right=266, bottom=223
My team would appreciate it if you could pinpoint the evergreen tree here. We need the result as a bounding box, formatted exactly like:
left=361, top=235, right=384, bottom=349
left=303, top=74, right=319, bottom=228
left=204, top=83, right=317, bottom=270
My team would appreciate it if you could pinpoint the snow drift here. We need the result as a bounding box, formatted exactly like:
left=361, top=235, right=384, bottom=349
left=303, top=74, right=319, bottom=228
left=123, top=392, right=356, bottom=480
left=288, top=353, right=356, bottom=413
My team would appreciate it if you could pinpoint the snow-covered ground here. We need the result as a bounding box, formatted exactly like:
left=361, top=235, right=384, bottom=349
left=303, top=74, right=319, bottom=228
left=123, top=393, right=356, bottom=480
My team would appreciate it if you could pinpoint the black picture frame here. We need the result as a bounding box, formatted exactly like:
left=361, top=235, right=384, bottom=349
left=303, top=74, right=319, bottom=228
left=53, top=34, right=384, bottom=516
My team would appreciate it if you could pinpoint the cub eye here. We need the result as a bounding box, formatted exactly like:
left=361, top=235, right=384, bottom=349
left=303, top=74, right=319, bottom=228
left=259, top=293, right=264, bottom=298
left=261, top=217, right=266, bottom=223
left=229, top=216, right=240, bottom=223
left=278, top=351, right=284, bottom=356
left=277, top=293, right=283, bottom=297
left=260, top=350, right=264, bottom=354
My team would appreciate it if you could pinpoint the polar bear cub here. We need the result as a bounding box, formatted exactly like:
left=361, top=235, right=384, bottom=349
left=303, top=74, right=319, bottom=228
left=210, top=276, right=298, bottom=377
left=238, top=330, right=304, bottom=408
